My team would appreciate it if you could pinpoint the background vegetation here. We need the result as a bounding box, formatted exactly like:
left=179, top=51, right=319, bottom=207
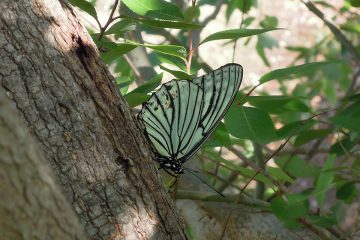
left=70, top=0, right=360, bottom=238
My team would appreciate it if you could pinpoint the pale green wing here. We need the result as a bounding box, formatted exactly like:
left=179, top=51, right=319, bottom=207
left=138, top=80, right=204, bottom=160
left=138, top=63, right=243, bottom=163
left=178, top=63, right=243, bottom=162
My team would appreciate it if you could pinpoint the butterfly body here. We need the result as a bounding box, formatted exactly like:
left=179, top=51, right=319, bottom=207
left=138, top=63, right=243, bottom=176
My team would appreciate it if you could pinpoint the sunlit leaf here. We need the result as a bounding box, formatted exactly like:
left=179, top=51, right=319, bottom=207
left=105, top=20, right=137, bottom=35
left=200, top=28, right=281, bottom=45
left=99, top=42, right=137, bottom=64
left=159, top=65, right=193, bottom=79
left=259, top=61, right=342, bottom=84
left=122, top=0, right=184, bottom=20
left=126, top=73, right=163, bottom=95
left=144, top=44, right=187, bottom=61
left=69, top=0, right=98, bottom=20
left=124, top=93, right=149, bottom=107
left=121, top=16, right=202, bottom=29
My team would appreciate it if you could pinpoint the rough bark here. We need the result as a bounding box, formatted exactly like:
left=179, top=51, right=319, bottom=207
left=0, top=87, right=88, bottom=240
left=0, top=0, right=187, bottom=239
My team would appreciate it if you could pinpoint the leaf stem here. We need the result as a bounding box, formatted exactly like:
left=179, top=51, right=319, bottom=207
left=186, top=0, right=197, bottom=74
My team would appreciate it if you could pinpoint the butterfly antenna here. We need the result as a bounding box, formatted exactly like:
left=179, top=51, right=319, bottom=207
left=184, top=168, right=225, bottom=197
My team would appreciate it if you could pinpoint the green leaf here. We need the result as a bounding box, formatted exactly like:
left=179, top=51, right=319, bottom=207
left=340, top=22, right=360, bottom=33
left=330, top=137, right=357, bottom=155
left=351, top=0, right=360, bottom=7
left=276, top=120, right=316, bottom=140
left=159, top=65, right=193, bottom=79
left=330, top=115, right=360, bottom=134
left=256, top=40, right=270, bottom=67
left=268, top=167, right=294, bottom=183
left=336, top=182, right=356, bottom=201
left=157, top=53, right=201, bottom=74
left=259, top=61, right=342, bottom=84
left=338, top=101, right=360, bottom=117
left=100, top=42, right=137, bottom=64
left=200, top=28, right=281, bottom=45
left=207, top=122, right=231, bottom=148
left=271, top=196, right=308, bottom=221
left=123, top=93, right=149, bottom=107
left=225, top=106, right=276, bottom=145
left=144, top=44, right=187, bottom=61
left=321, top=77, right=337, bottom=104
left=69, top=0, right=98, bottom=20
left=243, top=17, right=255, bottom=27
left=183, top=6, right=200, bottom=23
left=307, top=215, right=337, bottom=228
left=275, top=155, right=313, bottom=178
left=122, top=0, right=184, bottom=20
left=330, top=102, right=360, bottom=133
left=105, top=20, right=137, bottom=35
left=247, top=95, right=310, bottom=114
left=260, top=16, right=278, bottom=28
left=122, top=16, right=202, bottom=29
left=126, top=73, right=163, bottom=95
left=294, top=129, right=332, bottom=147
left=116, top=76, right=133, bottom=95
left=226, top=0, right=254, bottom=21
left=315, top=154, right=336, bottom=207
left=258, top=34, right=279, bottom=49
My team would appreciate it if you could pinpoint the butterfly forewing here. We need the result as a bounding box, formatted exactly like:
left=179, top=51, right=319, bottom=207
left=178, top=64, right=243, bottom=162
left=138, top=63, right=243, bottom=169
left=139, top=80, right=204, bottom=160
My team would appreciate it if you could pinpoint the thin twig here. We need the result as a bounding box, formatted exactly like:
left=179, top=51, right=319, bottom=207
left=186, top=0, right=197, bottom=73
left=202, top=0, right=225, bottom=25
left=98, top=0, right=120, bottom=41
left=175, top=190, right=270, bottom=208
left=186, top=30, right=194, bottom=74
left=232, top=0, right=247, bottom=62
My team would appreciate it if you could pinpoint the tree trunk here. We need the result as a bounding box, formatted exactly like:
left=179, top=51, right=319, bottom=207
left=0, top=0, right=187, bottom=239
left=0, top=87, right=88, bottom=239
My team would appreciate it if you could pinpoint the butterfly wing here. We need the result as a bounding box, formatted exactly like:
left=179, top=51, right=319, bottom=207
left=138, top=80, right=204, bottom=161
left=177, top=63, right=243, bottom=162
left=138, top=63, right=243, bottom=165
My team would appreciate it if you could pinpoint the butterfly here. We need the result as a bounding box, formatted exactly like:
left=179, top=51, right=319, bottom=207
left=138, top=63, right=243, bottom=178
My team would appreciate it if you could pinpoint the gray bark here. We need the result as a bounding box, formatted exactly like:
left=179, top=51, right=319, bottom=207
left=0, top=87, right=88, bottom=240
left=0, top=0, right=187, bottom=239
